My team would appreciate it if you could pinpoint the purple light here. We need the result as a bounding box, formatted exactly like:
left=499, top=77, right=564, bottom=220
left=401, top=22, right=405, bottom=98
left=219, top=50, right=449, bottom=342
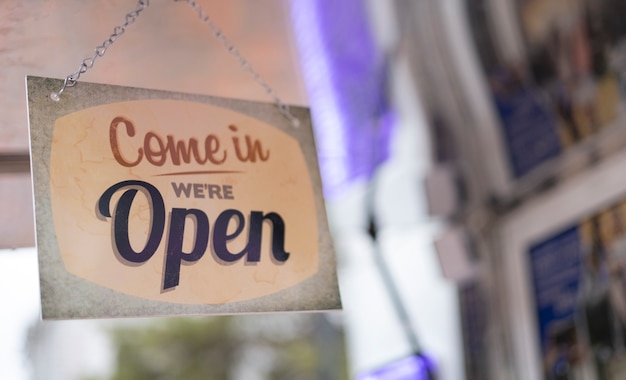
left=355, top=354, right=436, bottom=380
left=289, top=0, right=396, bottom=199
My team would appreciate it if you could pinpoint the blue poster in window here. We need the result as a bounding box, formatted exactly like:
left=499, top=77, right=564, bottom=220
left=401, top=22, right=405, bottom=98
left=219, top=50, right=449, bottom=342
left=492, top=77, right=562, bottom=178
left=466, top=0, right=626, bottom=181
left=529, top=226, right=582, bottom=351
left=528, top=203, right=626, bottom=379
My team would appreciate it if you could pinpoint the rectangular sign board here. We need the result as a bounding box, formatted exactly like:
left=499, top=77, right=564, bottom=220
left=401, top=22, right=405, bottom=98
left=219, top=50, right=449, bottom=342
left=26, top=76, right=341, bottom=319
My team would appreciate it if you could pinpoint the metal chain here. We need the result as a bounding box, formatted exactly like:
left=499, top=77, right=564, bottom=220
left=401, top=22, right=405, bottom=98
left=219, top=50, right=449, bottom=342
left=174, top=0, right=300, bottom=127
left=51, top=0, right=300, bottom=128
left=50, top=0, right=150, bottom=101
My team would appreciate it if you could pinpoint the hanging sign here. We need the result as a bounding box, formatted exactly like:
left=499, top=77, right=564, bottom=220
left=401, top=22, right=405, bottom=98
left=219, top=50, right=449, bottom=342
left=27, top=76, right=341, bottom=319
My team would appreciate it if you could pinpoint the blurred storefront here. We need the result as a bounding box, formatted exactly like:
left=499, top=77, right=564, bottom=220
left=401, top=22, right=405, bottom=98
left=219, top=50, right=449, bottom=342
left=6, top=0, right=626, bottom=379
left=388, top=0, right=626, bottom=379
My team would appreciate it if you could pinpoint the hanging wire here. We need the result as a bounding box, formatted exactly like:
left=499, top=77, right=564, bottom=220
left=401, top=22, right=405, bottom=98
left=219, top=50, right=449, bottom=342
left=173, top=0, right=300, bottom=127
left=50, top=0, right=300, bottom=128
left=50, top=0, right=150, bottom=101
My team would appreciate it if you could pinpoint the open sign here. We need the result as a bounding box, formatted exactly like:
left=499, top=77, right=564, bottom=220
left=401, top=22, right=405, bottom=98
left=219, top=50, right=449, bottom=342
left=28, top=77, right=341, bottom=318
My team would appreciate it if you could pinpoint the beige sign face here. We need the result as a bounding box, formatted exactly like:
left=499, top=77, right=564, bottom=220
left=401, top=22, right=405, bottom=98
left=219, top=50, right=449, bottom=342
left=28, top=77, right=341, bottom=318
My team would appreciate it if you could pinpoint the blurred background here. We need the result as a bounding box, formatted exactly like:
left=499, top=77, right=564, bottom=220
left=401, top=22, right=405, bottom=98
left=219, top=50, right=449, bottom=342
left=4, top=0, right=626, bottom=379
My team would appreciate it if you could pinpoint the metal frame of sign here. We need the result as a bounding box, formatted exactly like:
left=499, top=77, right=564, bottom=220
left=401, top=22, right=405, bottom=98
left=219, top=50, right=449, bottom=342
left=499, top=149, right=626, bottom=380
left=27, top=76, right=341, bottom=319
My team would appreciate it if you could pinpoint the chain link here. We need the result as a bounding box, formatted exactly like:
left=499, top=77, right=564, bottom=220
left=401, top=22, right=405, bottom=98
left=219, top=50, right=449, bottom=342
left=50, top=0, right=150, bottom=101
left=173, top=0, right=300, bottom=127
left=51, top=0, right=299, bottom=128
